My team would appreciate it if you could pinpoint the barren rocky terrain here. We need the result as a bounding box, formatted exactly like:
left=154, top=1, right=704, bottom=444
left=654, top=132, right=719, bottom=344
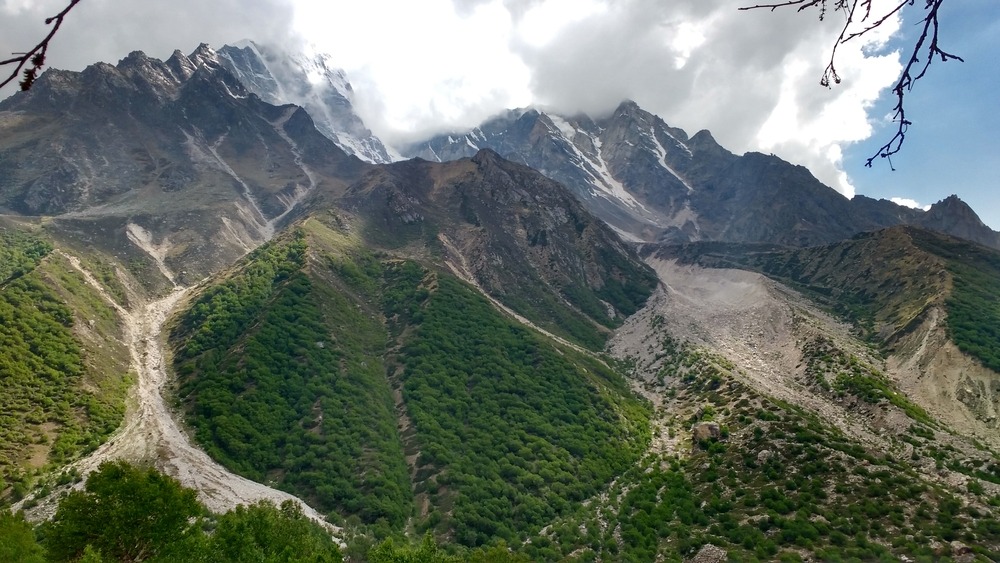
left=611, top=260, right=884, bottom=444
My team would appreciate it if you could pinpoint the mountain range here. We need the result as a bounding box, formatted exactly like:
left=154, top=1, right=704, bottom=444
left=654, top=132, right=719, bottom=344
left=1, top=42, right=999, bottom=562
left=405, top=101, right=1000, bottom=249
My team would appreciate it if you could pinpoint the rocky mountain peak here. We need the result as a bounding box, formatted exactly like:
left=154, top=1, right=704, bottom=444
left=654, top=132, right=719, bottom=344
left=917, top=194, right=1000, bottom=248
left=188, top=43, right=220, bottom=68
left=929, top=194, right=971, bottom=214
left=215, top=41, right=398, bottom=164
left=118, top=50, right=154, bottom=66
left=165, top=49, right=198, bottom=81
left=687, top=129, right=723, bottom=151
left=470, top=147, right=502, bottom=165
left=114, top=50, right=189, bottom=98
left=615, top=99, right=641, bottom=115
left=0, top=42, right=364, bottom=279
left=405, top=100, right=1000, bottom=250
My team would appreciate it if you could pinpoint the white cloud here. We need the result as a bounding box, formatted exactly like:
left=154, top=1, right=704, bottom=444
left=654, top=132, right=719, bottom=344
left=890, top=197, right=931, bottom=211
left=291, top=0, right=532, bottom=146
left=295, top=0, right=531, bottom=144
left=517, top=0, right=606, bottom=48
left=669, top=20, right=707, bottom=69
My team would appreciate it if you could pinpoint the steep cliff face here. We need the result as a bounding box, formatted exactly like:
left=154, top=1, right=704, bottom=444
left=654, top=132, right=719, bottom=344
left=217, top=41, right=399, bottom=164
left=0, top=45, right=365, bottom=283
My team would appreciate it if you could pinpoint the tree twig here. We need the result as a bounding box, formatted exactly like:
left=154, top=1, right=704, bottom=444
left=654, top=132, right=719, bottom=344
left=740, top=0, right=963, bottom=167
left=865, top=0, right=961, bottom=167
left=0, top=0, right=82, bottom=91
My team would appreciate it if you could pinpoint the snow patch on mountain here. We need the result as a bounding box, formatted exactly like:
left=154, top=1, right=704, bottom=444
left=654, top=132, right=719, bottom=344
left=646, top=126, right=693, bottom=192
left=547, top=114, right=578, bottom=141
left=542, top=115, right=648, bottom=213
left=658, top=123, right=692, bottom=157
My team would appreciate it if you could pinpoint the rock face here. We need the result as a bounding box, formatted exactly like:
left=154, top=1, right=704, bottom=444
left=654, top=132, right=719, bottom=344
left=916, top=194, right=1000, bottom=249
left=0, top=44, right=365, bottom=284
left=217, top=41, right=398, bottom=164
left=405, top=101, right=1000, bottom=249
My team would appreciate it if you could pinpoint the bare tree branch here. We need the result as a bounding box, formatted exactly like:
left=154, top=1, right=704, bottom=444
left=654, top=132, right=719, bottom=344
left=1, top=0, right=82, bottom=91
left=740, top=0, right=963, bottom=168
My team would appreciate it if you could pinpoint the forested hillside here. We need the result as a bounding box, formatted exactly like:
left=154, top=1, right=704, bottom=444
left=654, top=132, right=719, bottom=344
left=169, top=217, right=650, bottom=544
left=386, top=262, right=648, bottom=546
left=171, top=229, right=412, bottom=530
left=907, top=228, right=1000, bottom=373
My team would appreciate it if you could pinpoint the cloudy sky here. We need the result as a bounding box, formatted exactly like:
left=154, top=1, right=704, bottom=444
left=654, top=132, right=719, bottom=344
left=2, top=0, right=997, bottom=226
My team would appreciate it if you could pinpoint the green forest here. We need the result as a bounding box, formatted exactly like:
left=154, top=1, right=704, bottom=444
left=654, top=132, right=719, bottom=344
left=171, top=231, right=411, bottom=529
left=388, top=263, right=649, bottom=546
left=170, top=224, right=650, bottom=545
left=1, top=461, right=345, bottom=562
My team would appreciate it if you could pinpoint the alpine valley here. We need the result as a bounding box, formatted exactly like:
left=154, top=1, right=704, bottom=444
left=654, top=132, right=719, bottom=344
left=1, top=42, right=1000, bottom=562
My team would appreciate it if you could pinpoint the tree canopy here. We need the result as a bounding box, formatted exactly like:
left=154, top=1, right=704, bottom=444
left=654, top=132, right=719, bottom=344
left=36, top=460, right=345, bottom=562
left=44, top=461, right=203, bottom=562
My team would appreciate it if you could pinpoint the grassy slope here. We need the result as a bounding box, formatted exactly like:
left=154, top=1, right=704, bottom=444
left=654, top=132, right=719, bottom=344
left=907, top=228, right=1000, bottom=374
left=0, top=228, right=130, bottom=501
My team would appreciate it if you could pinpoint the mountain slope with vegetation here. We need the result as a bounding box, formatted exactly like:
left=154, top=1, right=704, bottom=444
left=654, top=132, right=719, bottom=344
left=343, top=150, right=658, bottom=349
left=169, top=217, right=650, bottom=545
left=648, top=226, right=1000, bottom=458
left=581, top=338, right=1000, bottom=562
left=657, top=225, right=1000, bottom=374
left=171, top=228, right=412, bottom=530
left=0, top=225, right=131, bottom=502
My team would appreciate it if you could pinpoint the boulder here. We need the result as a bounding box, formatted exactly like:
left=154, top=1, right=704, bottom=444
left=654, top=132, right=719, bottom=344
left=692, top=422, right=721, bottom=449
left=950, top=540, right=972, bottom=555
left=688, top=543, right=727, bottom=563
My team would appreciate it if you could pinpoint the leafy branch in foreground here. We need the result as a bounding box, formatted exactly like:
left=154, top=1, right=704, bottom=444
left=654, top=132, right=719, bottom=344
left=0, top=0, right=82, bottom=91
left=740, top=0, right=963, bottom=168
